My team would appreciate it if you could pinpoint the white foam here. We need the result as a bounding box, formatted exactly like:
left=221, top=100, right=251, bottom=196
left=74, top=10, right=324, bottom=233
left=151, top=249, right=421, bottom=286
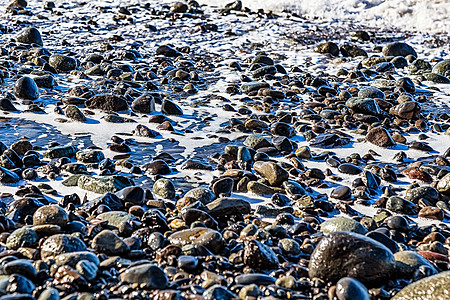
left=197, top=0, right=450, bottom=34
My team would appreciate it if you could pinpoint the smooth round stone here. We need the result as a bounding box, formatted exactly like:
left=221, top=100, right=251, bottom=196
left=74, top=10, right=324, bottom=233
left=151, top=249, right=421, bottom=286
left=239, top=284, right=260, bottom=299
left=382, top=42, right=417, bottom=57
left=168, top=228, right=223, bottom=253
left=76, top=260, right=98, bottom=280
left=184, top=187, right=216, bottom=205
left=404, top=186, right=439, bottom=204
left=33, top=205, right=68, bottom=226
left=320, top=217, right=368, bottom=235
left=115, top=186, right=145, bottom=205
left=55, top=251, right=99, bottom=267
left=358, top=86, right=385, bottom=99
left=97, top=211, right=137, bottom=229
left=152, top=178, right=176, bottom=199
left=253, top=161, right=289, bottom=186
left=386, top=197, right=416, bottom=215
left=309, top=232, right=395, bottom=286
left=120, top=263, right=168, bottom=289
left=49, top=54, right=77, bottom=71
left=16, top=27, right=43, bottom=45
left=64, top=105, right=86, bottom=122
left=392, top=270, right=450, bottom=300
left=394, top=251, right=438, bottom=277
left=3, top=274, right=35, bottom=294
left=385, top=216, right=409, bottom=231
left=76, top=150, right=104, bottom=163
left=330, top=186, right=352, bottom=200
left=271, top=193, right=290, bottom=207
left=345, top=97, right=381, bottom=115
left=235, top=273, right=276, bottom=285
left=177, top=255, right=198, bottom=271
left=6, top=228, right=38, bottom=250
left=161, top=99, right=183, bottom=115
left=338, top=163, right=363, bottom=175
left=275, top=275, right=296, bottom=289
left=437, top=173, right=450, bottom=196
left=37, top=288, right=60, bottom=300
left=4, top=260, right=37, bottom=278
left=336, top=277, right=370, bottom=300
left=91, top=230, right=129, bottom=256
left=14, top=76, right=39, bottom=100
left=366, top=231, right=399, bottom=253
left=147, top=232, right=165, bottom=251
left=278, top=238, right=301, bottom=255
left=211, top=177, right=233, bottom=197
left=432, top=59, right=450, bottom=76
left=40, top=234, right=86, bottom=258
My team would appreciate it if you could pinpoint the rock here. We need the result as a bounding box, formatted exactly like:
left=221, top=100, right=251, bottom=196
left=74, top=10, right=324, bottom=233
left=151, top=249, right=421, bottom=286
left=33, top=205, right=68, bottom=226
left=418, top=207, right=444, bottom=220
left=37, top=288, right=60, bottom=300
left=177, top=255, right=198, bottom=271
left=432, top=60, right=450, bottom=75
left=155, top=45, right=181, bottom=57
left=49, top=54, right=77, bottom=71
left=0, top=166, right=20, bottom=183
left=211, top=177, right=233, bottom=197
left=115, top=186, right=145, bottom=205
left=97, top=211, right=137, bottom=228
left=153, top=178, right=176, bottom=199
left=382, top=42, right=417, bottom=57
left=120, top=263, right=168, bottom=289
left=239, top=284, right=260, bottom=299
left=40, top=234, right=86, bottom=258
left=345, top=97, right=381, bottom=115
left=315, top=42, right=339, bottom=56
left=77, top=175, right=134, bottom=193
left=92, top=230, right=129, bottom=255
left=0, top=98, right=18, bottom=111
left=55, top=251, right=100, bottom=267
left=386, top=197, right=416, bottom=214
left=405, top=186, right=440, bottom=204
left=243, top=134, right=271, bottom=149
left=310, top=133, right=350, bottom=148
left=33, top=74, right=57, bottom=88
left=243, top=240, right=279, bottom=270
left=240, top=81, right=270, bottom=94
left=76, top=150, right=104, bottom=163
left=133, top=124, right=160, bottom=138
left=76, top=260, right=98, bottom=280
left=9, top=0, right=28, bottom=8
left=366, top=127, right=396, bottom=147
left=394, top=251, right=437, bottom=277
left=331, top=186, right=352, bottom=200
left=392, top=271, right=450, bottom=300
left=235, top=274, right=276, bottom=285
left=320, top=217, right=368, bottom=234
left=309, top=232, right=395, bottom=286
left=143, top=160, right=171, bottom=175
left=170, top=2, right=188, bottom=13
left=6, top=228, right=38, bottom=250
left=161, top=99, right=183, bottom=115
left=423, top=73, right=450, bottom=83
left=44, top=145, right=77, bottom=159
left=396, top=77, right=415, bottom=93
left=358, top=87, right=385, bottom=99
left=437, top=173, right=450, bottom=195
left=86, top=94, right=128, bottom=111
left=14, top=76, right=39, bottom=100
left=16, top=27, right=43, bottom=45
left=336, top=277, right=370, bottom=300
left=168, top=228, right=223, bottom=253
left=255, top=205, right=293, bottom=217
left=65, top=105, right=86, bottom=121
left=204, top=285, right=237, bottom=300
left=131, top=94, right=155, bottom=114
left=206, top=198, right=251, bottom=217
left=11, top=140, right=32, bottom=156
left=4, top=260, right=37, bottom=278
left=253, top=161, right=289, bottom=186
left=184, top=187, right=216, bottom=204
left=338, top=163, right=363, bottom=175
left=366, top=231, right=399, bottom=253
left=389, top=102, right=421, bottom=119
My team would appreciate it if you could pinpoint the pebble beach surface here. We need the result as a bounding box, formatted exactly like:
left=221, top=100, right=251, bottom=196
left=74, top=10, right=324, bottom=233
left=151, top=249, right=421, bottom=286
left=0, top=0, right=450, bottom=299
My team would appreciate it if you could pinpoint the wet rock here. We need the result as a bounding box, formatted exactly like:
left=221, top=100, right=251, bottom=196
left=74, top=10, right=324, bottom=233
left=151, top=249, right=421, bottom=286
left=40, top=234, right=86, bottom=258
left=168, top=228, right=223, bottom=253
left=33, top=205, right=68, bottom=226
left=133, top=124, right=160, bottom=138
left=86, top=94, right=128, bottom=111
left=92, top=230, right=130, bottom=255
left=382, top=42, right=417, bottom=57
left=405, top=186, right=440, bottom=203
left=366, top=127, right=396, bottom=147
left=120, top=263, right=168, bottom=289
left=206, top=198, right=251, bottom=217
left=253, top=161, right=289, bottom=186
left=14, top=76, right=39, bottom=100
left=16, top=27, right=43, bottom=45
left=392, top=271, right=450, bottom=300
left=331, top=186, right=352, bottom=200
left=6, top=228, right=38, bottom=250
left=115, top=186, right=145, bottom=205
left=65, top=105, right=86, bottom=121
left=243, top=134, right=271, bottom=149
left=76, top=260, right=98, bottom=280
left=338, top=163, right=363, bottom=175
left=437, top=173, right=450, bottom=195
left=44, top=145, right=77, bottom=159
left=432, top=59, right=450, bottom=75
left=76, top=150, right=104, bottom=163
left=161, top=99, right=183, bottom=115
left=153, top=178, right=176, bottom=199
left=0, top=98, right=17, bottom=111
left=309, top=232, right=395, bottom=285
left=184, top=187, right=216, bottom=204
left=4, top=260, right=37, bottom=278
left=240, top=82, right=270, bottom=94
left=155, top=45, right=181, bottom=57
left=315, top=42, right=339, bottom=56
left=55, top=251, right=100, bottom=267
left=394, top=250, right=437, bottom=277
left=418, top=207, right=444, bottom=220
left=204, top=285, right=237, bottom=300
left=49, top=54, right=77, bottom=71
left=77, top=175, right=134, bottom=193
left=386, top=197, right=416, bottom=215
left=243, top=240, right=279, bottom=270
left=320, top=217, right=368, bottom=234
left=0, top=166, right=20, bottom=183
left=358, top=87, right=385, bottom=99
left=389, top=102, right=421, bottom=119
left=346, top=97, right=380, bottom=115
left=336, top=277, right=370, bottom=300
left=143, top=159, right=171, bottom=175
left=131, top=94, right=155, bottom=114
left=97, top=211, right=137, bottom=228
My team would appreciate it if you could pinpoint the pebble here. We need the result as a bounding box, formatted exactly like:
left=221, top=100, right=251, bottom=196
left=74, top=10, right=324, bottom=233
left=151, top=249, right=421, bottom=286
left=14, top=76, right=39, bottom=100
left=336, top=277, right=370, bottom=300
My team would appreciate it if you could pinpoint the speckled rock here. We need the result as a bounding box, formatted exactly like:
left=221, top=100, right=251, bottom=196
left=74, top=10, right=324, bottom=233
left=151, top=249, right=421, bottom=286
left=320, top=217, right=368, bottom=235
left=120, top=263, right=168, bottom=289
left=392, top=271, right=450, bottom=300
left=40, top=234, right=86, bottom=258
